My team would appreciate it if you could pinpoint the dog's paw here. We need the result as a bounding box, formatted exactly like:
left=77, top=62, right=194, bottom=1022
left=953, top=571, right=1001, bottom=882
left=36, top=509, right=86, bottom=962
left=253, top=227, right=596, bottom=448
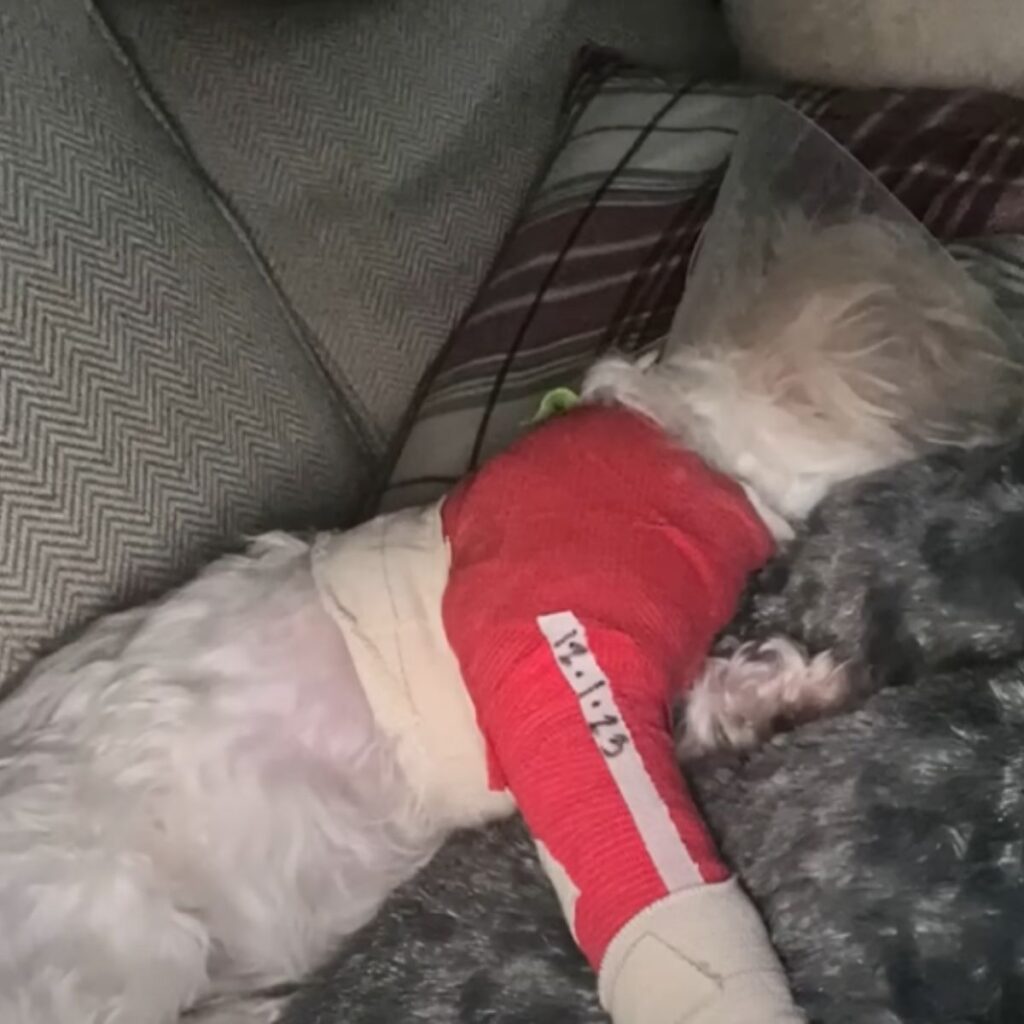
left=678, top=636, right=850, bottom=760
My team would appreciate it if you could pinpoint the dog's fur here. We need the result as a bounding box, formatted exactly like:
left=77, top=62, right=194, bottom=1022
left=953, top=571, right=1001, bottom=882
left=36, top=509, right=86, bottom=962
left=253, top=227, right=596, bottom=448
left=723, top=0, right=1024, bottom=96
left=281, top=436, right=1024, bottom=1024
left=0, top=218, right=1019, bottom=1023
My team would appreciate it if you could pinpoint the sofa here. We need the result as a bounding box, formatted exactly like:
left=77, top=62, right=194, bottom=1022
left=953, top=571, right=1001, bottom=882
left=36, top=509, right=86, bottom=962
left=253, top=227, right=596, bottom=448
left=14, top=4, right=1024, bottom=1023
left=0, top=0, right=734, bottom=692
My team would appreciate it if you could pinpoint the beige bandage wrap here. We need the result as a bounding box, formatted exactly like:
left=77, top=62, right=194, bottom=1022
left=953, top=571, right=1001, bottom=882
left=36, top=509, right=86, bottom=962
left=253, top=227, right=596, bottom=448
left=597, top=879, right=806, bottom=1024
left=311, top=501, right=514, bottom=827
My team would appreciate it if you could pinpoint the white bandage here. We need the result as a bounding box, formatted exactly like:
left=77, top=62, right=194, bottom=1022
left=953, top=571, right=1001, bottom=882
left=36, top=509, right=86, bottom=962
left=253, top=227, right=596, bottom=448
left=312, top=502, right=514, bottom=827
left=598, top=879, right=806, bottom=1024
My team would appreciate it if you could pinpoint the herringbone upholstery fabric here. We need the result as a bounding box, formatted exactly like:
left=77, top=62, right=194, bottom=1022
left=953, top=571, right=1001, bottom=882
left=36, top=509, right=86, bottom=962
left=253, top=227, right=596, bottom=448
left=97, top=0, right=733, bottom=449
left=0, top=0, right=374, bottom=690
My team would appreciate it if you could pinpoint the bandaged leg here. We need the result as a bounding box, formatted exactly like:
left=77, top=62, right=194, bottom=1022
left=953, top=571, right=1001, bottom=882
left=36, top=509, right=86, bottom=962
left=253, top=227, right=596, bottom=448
left=598, top=880, right=805, bottom=1024
left=483, top=612, right=805, bottom=1024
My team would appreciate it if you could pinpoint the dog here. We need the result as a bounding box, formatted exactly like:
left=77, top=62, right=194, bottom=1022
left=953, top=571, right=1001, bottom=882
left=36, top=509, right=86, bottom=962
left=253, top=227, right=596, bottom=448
left=282, top=431, right=1024, bottom=1024
left=591, top=218, right=1024, bottom=760
left=0, top=216, right=1018, bottom=1024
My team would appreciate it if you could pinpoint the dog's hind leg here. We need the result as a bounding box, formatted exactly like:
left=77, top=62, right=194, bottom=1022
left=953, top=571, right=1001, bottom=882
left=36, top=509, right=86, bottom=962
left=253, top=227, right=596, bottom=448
left=0, top=838, right=210, bottom=1024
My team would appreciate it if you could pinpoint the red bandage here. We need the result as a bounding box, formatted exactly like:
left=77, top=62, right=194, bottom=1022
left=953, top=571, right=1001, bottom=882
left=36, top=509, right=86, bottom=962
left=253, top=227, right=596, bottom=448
left=441, top=406, right=773, bottom=969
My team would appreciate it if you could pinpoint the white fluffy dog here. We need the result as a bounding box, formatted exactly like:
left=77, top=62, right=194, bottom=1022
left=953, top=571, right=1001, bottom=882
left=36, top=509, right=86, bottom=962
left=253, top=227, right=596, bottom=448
left=724, top=0, right=1024, bottom=95
left=0, top=219, right=1019, bottom=1024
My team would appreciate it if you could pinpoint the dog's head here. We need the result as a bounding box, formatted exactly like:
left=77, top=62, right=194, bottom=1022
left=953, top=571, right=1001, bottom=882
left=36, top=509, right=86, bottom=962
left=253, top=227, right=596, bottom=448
left=584, top=217, right=1024, bottom=535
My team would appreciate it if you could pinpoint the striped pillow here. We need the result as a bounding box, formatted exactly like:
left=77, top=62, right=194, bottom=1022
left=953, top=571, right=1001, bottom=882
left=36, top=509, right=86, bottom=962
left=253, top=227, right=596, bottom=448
left=380, top=47, right=1024, bottom=512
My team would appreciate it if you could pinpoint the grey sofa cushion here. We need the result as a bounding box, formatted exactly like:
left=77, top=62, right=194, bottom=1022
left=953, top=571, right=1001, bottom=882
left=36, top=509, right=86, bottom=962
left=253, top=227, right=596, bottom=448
left=95, top=0, right=734, bottom=451
left=0, top=0, right=374, bottom=690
